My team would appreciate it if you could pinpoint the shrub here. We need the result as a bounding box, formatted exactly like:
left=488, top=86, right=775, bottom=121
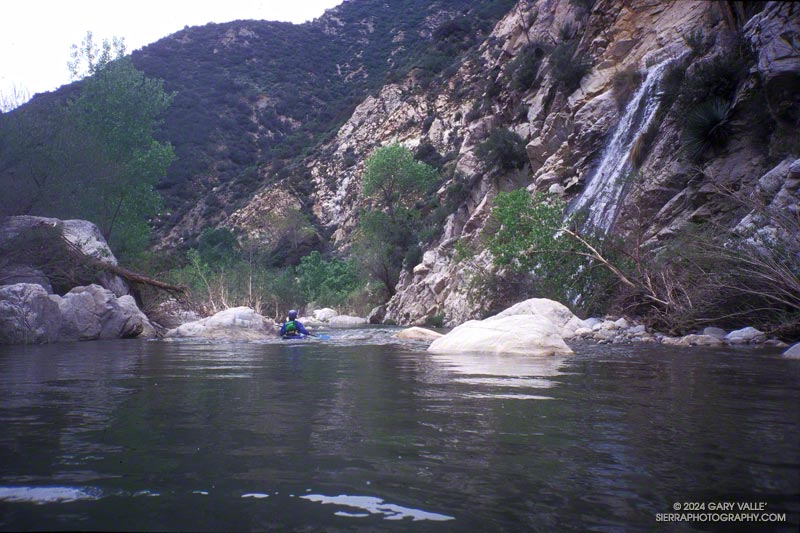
left=550, top=42, right=592, bottom=94
left=611, top=65, right=644, bottom=111
left=484, top=190, right=617, bottom=309
left=297, top=250, right=363, bottom=307
left=505, top=43, right=547, bottom=92
left=476, top=128, right=528, bottom=173
left=681, top=97, right=733, bottom=160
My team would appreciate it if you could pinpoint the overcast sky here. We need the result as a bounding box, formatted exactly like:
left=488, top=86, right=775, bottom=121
left=1, top=0, right=344, bottom=107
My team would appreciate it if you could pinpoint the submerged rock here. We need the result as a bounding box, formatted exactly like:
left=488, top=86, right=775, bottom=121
left=165, top=307, right=277, bottom=341
left=428, top=314, right=573, bottom=356
left=396, top=327, right=443, bottom=341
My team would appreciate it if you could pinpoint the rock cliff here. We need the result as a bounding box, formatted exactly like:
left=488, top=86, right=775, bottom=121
left=227, top=1, right=798, bottom=325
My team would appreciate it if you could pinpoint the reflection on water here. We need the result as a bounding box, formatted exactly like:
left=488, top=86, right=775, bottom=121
left=301, top=493, right=455, bottom=521
left=0, top=332, right=798, bottom=531
left=0, top=486, right=100, bottom=504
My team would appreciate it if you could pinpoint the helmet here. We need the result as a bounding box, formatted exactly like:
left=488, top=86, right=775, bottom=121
left=288, top=309, right=298, bottom=320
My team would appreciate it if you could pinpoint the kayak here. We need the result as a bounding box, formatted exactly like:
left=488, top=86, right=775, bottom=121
left=281, top=334, right=330, bottom=341
left=281, top=334, right=309, bottom=341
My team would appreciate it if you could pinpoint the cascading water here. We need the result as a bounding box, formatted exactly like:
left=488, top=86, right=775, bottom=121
left=569, top=57, right=677, bottom=232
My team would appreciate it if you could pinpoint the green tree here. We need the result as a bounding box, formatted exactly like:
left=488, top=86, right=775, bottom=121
left=486, top=189, right=616, bottom=308
left=361, top=143, right=437, bottom=223
left=297, top=251, right=362, bottom=306
left=68, top=55, right=175, bottom=259
left=67, top=31, right=127, bottom=80
left=357, top=144, right=437, bottom=297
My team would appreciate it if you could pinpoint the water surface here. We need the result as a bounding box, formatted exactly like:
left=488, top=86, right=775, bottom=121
left=1, top=329, right=798, bottom=531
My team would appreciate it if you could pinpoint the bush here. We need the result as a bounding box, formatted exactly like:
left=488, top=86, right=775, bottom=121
left=297, top=251, right=363, bottom=307
left=611, top=65, right=643, bottom=111
left=550, top=42, right=591, bottom=94
left=475, top=128, right=528, bottom=173
left=505, top=43, right=547, bottom=92
left=484, top=190, right=617, bottom=309
left=681, top=97, right=733, bottom=160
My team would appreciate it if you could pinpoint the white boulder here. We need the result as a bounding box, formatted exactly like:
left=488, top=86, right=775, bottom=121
left=428, top=314, right=573, bottom=356
left=492, top=298, right=583, bottom=337
left=725, top=327, right=766, bottom=345
left=328, top=315, right=368, bottom=327
left=783, top=343, right=800, bottom=359
left=314, top=308, right=338, bottom=321
left=166, top=306, right=277, bottom=340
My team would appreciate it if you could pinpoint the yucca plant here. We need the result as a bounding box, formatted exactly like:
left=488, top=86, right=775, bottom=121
left=681, top=97, right=733, bottom=160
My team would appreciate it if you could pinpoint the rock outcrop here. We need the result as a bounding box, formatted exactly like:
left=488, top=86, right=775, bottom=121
left=0, top=284, right=63, bottom=344
left=0, top=216, right=129, bottom=297
left=0, top=283, right=155, bottom=344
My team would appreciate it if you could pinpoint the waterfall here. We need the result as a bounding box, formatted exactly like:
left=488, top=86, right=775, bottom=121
left=569, top=57, right=676, bottom=232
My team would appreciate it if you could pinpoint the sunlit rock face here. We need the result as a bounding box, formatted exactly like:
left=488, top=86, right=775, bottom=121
left=204, top=1, right=796, bottom=326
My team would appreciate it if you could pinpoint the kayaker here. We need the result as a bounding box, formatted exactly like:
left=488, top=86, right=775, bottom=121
left=280, top=309, right=310, bottom=338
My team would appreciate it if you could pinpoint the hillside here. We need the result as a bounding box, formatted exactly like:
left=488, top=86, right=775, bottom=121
left=2, top=0, right=798, bottom=334
left=128, top=0, right=516, bottom=245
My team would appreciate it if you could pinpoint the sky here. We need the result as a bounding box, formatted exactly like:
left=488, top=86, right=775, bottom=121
left=1, top=0, right=344, bottom=107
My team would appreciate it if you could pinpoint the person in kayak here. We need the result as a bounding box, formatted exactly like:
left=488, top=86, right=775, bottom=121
left=280, top=309, right=310, bottom=338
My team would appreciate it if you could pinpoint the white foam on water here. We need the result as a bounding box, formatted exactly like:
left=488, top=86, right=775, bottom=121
left=0, top=486, right=100, bottom=504
left=465, top=393, right=555, bottom=400
left=301, top=493, right=455, bottom=522
left=242, top=492, right=270, bottom=499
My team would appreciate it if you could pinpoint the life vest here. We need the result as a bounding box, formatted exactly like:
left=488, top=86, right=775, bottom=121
left=284, top=320, right=298, bottom=335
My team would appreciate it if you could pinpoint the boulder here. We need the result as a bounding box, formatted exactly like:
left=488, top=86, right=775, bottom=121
left=57, top=285, right=155, bottom=341
left=783, top=343, right=800, bottom=359
left=494, top=298, right=576, bottom=326
left=0, top=283, right=155, bottom=344
left=428, top=314, right=573, bottom=356
left=396, top=327, right=443, bottom=341
left=0, top=284, right=62, bottom=344
left=328, top=315, right=368, bottom=327
left=314, top=308, right=338, bottom=321
left=674, top=334, right=725, bottom=347
left=165, top=307, right=277, bottom=341
left=367, top=305, right=386, bottom=324
left=702, top=327, right=727, bottom=339
left=0, top=216, right=128, bottom=297
left=0, top=265, right=53, bottom=293
left=725, top=327, right=766, bottom=345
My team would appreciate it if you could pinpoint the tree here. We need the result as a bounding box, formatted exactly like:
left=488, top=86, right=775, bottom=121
left=485, top=189, right=620, bottom=310
left=356, top=144, right=437, bottom=297
left=68, top=31, right=127, bottom=80
left=361, top=143, right=437, bottom=223
left=67, top=55, right=175, bottom=259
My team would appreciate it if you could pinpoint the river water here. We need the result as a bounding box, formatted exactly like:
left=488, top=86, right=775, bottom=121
left=1, top=328, right=798, bottom=531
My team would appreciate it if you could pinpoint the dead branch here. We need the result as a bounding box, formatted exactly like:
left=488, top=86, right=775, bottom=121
left=59, top=235, right=188, bottom=298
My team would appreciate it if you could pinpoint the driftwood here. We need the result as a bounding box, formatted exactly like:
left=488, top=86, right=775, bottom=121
left=59, top=235, right=188, bottom=298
